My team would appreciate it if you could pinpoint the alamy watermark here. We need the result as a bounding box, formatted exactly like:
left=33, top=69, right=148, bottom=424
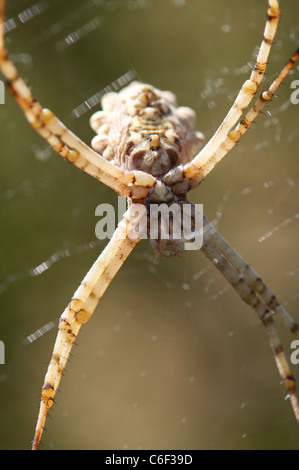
left=290, top=80, right=299, bottom=105
left=0, top=341, right=4, bottom=364
left=0, top=80, right=4, bottom=104
left=290, top=340, right=299, bottom=365
left=95, top=197, right=203, bottom=251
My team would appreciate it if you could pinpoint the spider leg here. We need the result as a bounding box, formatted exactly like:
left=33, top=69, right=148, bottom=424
left=201, top=216, right=299, bottom=422
left=184, top=0, right=281, bottom=182
left=32, top=206, right=145, bottom=450
left=188, top=49, right=299, bottom=187
left=203, top=216, right=299, bottom=336
left=0, top=0, right=155, bottom=199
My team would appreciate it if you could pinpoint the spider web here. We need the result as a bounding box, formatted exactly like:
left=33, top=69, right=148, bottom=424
left=1, top=0, right=299, bottom=450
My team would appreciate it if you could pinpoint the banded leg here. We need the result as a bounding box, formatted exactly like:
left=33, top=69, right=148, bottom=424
left=0, top=0, right=155, bottom=199
left=32, top=207, right=144, bottom=450
left=203, top=216, right=299, bottom=335
left=188, top=49, right=299, bottom=186
left=184, top=0, right=281, bottom=181
left=201, top=216, right=299, bottom=422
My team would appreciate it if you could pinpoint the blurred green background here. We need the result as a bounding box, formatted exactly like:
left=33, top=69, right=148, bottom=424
left=0, top=0, right=299, bottom=450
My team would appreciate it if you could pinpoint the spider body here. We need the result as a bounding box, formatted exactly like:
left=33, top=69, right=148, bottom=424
left=90, top=81, right=204, bottom=257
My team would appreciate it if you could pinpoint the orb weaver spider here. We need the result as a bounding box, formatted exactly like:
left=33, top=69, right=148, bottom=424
left=0, top=0, right=298, bottom=449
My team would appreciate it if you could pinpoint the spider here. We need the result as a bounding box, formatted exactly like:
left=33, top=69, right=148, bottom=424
left=1, top=0, right=299, bottom=450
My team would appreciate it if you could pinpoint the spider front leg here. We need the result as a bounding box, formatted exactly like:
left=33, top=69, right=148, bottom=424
left=187, top=48, right=299, bottom=186
left=0, top=0, right=155, bottom=199
left=183, top=0, right=281, bottom=184
left=32, top=206, right=145, bottom=450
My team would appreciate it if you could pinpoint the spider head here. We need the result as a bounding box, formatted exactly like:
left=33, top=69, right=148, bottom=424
left=124, top=132, right=180, bottom=177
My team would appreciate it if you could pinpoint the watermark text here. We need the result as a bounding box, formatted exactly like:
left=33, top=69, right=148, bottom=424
left=0, top=341, right=5, bottom=364
left=0, top=80, right=4, bottom=104
left=290, top=340, right=299, bottom=365
left=290, top=80, right=299, bottom=105
left=95, top=197, right=203, bottom=251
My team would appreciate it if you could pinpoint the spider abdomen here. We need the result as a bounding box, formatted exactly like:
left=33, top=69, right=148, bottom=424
left=90, top=81, right=204, bottom=178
